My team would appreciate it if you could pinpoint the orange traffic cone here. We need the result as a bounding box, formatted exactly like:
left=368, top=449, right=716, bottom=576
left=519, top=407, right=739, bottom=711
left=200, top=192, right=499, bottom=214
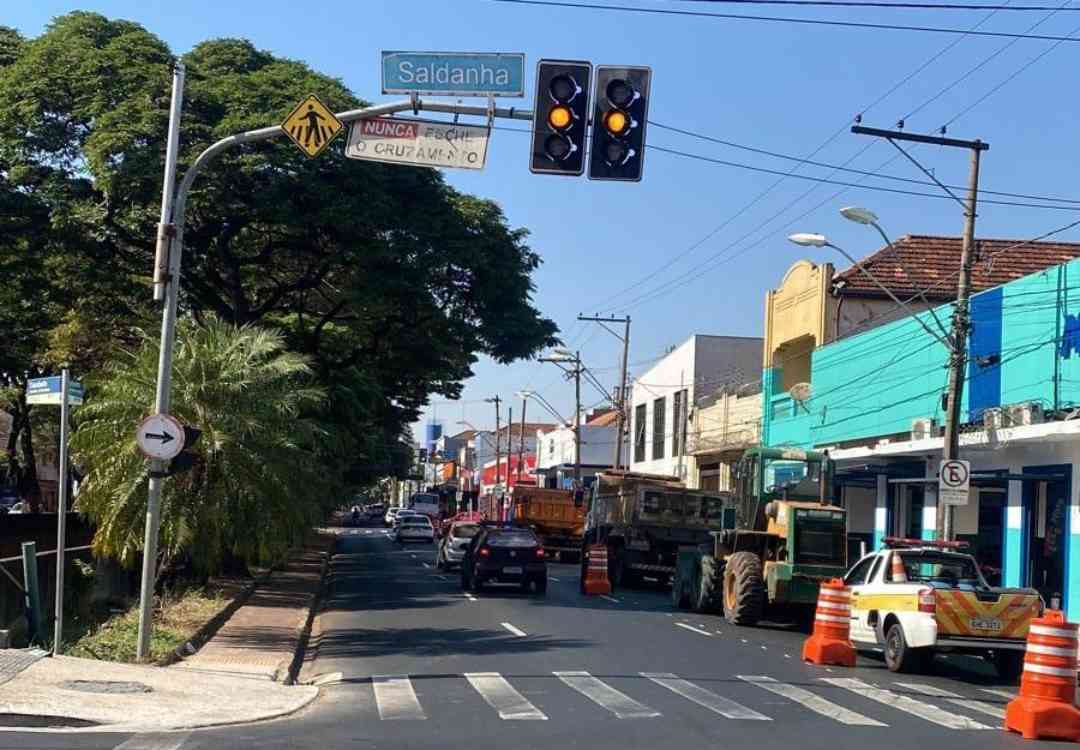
left=1005, top=610, right=1080, bottom=741
left=802, top=578, right=856, bottom=667
left=582, top=544, right=612, bottom=596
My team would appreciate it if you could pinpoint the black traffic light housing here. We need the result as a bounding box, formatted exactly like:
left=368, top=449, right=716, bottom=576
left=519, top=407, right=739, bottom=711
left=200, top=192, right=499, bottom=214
left=588, top=66, right=652, bottom=182
left=530, top=60, right=592, bottom=176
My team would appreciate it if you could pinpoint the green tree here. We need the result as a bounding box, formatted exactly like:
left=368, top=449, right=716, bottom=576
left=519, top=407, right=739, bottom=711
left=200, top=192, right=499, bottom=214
left=71, top=317, right=330, bottom=572
left=0, top=13, right=557, bottom=493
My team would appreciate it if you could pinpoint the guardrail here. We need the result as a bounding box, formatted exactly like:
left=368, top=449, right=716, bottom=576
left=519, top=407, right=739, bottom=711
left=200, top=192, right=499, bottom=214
left=0, top=544, right=92, bottom=593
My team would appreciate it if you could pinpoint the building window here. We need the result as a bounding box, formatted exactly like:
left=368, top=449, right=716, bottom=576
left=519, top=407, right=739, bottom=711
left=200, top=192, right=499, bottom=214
left=634, top=403, right=647, bottom=463
left=652, top=397, right=666, bottom=460
left=673, top=389, right=688, bottom=456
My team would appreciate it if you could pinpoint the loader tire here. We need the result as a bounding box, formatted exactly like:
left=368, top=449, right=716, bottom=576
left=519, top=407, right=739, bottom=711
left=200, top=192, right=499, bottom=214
left=722, top=551, right=765, bottom=626
left=693, top=554, right=724, bottom=613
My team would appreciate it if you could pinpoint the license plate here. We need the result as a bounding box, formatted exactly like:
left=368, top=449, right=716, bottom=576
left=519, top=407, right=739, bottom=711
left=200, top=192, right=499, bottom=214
left=503, top=566, right=523, bottom=575
left=970, top=617, right=1003, bottom=631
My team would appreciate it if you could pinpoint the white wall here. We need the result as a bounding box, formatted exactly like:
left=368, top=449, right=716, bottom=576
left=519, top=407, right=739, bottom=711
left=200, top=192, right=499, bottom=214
left=536, top=424, right=622, bottom=469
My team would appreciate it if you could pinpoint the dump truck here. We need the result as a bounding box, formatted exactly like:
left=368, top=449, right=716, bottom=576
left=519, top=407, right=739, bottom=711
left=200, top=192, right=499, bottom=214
left=509, top=486, right=587, bottom=562
left=581, top=471, right=732, bottom=592
left=672, top=447, right=848, bottom=626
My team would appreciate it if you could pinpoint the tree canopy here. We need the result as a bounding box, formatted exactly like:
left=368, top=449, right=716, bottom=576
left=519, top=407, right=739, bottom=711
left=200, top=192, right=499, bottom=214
left=0, top=12, right=556, bottom=512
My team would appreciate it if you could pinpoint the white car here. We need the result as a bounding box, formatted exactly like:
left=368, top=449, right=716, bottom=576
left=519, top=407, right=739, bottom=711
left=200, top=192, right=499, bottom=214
left=437, top=521, right=481, bottom=570
left=384, top=507, right=402, bottom=527
left=393, top=509, right=421, bottom=528
left=395, top=515, right=435, bottom=544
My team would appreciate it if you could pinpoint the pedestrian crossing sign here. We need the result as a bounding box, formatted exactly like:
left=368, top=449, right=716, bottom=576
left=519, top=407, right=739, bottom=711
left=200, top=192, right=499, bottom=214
left=282, top=94, right=343, bottom=158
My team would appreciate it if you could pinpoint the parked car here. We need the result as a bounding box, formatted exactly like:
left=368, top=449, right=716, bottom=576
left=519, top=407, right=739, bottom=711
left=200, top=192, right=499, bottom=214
left=460, top=525, right=547, bottom=595
left=843, top=537, right=1041, bottom=679
left=437, top=521, right=481, bottom=570
left=365, top=503, right=386, bottom=520
left=384, top=507, right=404, bottom=527
left=395, top=514, right=435, bottom=544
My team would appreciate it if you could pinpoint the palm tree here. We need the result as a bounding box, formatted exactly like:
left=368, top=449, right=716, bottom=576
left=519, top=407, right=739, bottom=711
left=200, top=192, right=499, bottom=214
left=72, top=316, right=332, bottom=575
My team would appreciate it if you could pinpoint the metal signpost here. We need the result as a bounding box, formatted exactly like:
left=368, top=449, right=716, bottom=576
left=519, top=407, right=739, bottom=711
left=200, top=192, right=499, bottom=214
left=27, top=370, right=81, bottom=654
left=345, top=117, right=490, bottom=170
left=939, top=459, right=971, bottom=507
left=381, top=51, right=525, bottom=97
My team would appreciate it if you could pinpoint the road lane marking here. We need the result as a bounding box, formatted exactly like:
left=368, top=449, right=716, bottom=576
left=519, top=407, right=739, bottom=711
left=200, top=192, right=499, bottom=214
left=980, top=688, right=1017, bottom=700
left=675, top=622, right=712, bottom=636
left=465, top=672, right=548, bottom=720
left=822, top=678, right=991, bottom=729
left=738, top=675, right=885, bottom=726
left=549, top=576, right=560, bottom=582
left=464, top=593, right=477, bottom=601
left=554, top=671, right=660, bottom=718
left=894, top=682, right=1006, bottom=719
left=421, top=562, right=431, bottom=568
left=600, top=595, right=620, bottom=603
left=372, top=675, right=426, bottom=720
left=502, top=622, right=527, bottom=637
left=114, top=733, right=192, bottom=750
left=435, top=574, right=447, bottom=580
left=644, top=673, right=770, bottom=720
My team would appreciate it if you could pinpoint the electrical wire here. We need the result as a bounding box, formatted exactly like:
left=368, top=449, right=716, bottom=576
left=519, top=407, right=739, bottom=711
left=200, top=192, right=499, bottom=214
left=674, top=0, right=1080, bottom=8
left=490, top=0, right=1080, bottom=40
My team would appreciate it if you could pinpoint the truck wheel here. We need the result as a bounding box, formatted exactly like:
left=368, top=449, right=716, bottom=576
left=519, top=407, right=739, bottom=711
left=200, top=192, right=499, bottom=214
left=722, top=551, right=765, bottom=625
left=884, top=622, right=925, bottom=673
left=694, top=555, right=724, bottom=613
left=993, top=650, right=1024, bottom=683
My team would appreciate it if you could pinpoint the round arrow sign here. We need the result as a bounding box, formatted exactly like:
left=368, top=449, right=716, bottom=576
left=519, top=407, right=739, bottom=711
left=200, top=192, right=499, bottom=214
left=136, top=413, right=185, bottom=460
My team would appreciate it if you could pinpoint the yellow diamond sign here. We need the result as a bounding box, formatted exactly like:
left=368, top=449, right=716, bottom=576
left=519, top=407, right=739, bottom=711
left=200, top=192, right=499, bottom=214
left=282, top=94, right=343, bottom=158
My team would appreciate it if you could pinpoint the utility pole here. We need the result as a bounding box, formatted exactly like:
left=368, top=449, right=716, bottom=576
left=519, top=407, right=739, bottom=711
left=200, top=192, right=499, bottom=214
left=852, top=125, right=988, bottom=540
left=517, top=395, right=527, bottom=483
left=486, top=396, right=502, bottom=489
left=577, top=315, right=631, bottom=469
left=574, top=352, right=582, bottom=488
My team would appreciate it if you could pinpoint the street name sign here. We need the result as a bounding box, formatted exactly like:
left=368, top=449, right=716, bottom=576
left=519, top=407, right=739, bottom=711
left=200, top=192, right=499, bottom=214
left=381, top=51, right=525, bottom=97
left=282, top=95, right=343, bottom=158
left=939, top=458, right=971, bottom=506
left=26, top=376, right=83, bottom=406
left=136, top=414, right=186, bottom=461
left=345, top=117, right=490, bottom=171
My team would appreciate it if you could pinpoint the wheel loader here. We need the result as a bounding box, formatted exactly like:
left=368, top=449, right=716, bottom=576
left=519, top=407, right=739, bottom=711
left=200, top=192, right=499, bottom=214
left=672, top=447, right=848, bottom=625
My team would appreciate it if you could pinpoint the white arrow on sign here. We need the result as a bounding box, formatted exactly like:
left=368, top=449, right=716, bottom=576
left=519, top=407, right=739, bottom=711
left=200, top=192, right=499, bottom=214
left=136, top=414, right=186, bottom=460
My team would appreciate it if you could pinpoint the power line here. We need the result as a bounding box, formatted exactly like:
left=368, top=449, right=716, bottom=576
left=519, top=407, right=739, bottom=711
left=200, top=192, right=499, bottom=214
left=647, top=120, right=1080, bottom=206
left=675, top=0, right=1080, bottom=8
left=490, top=0, right=1080, bottom=40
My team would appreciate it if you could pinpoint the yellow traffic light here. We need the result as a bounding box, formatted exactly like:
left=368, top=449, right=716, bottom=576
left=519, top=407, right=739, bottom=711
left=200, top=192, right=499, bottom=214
left=603, top=109, right=630, bottom=136
left=548, top=105, right=573, bottom=130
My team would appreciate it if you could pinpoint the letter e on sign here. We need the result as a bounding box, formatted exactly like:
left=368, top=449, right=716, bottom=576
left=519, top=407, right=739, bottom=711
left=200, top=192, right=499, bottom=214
left=939, top=459, right=970, bottom=506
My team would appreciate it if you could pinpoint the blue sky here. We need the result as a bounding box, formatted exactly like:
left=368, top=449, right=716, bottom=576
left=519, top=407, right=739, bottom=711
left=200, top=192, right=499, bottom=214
left=9, top=0, right=1080, bottom=440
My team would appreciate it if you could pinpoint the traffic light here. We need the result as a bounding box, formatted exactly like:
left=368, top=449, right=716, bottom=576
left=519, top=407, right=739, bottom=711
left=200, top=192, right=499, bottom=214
left=530, top=60, right=592, bottom=176
left=418, top=448, right=428, bottom=464
left=588, top=66, right=652, bottom=182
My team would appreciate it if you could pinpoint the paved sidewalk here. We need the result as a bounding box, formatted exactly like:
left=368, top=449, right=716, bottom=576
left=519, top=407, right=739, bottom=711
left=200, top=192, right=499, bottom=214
left=0, top=655, right=318, bottom=732
left=171, top=538, right=331, bottom=681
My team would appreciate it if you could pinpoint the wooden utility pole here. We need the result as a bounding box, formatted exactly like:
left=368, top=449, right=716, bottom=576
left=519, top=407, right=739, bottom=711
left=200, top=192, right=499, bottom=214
left=486, top=396, right=502, bottom=488
left=517, top=395, right=527, bottom=483
left=574, top=351, right=582, bottom=488
left=852, top=126, right=988, bottom=540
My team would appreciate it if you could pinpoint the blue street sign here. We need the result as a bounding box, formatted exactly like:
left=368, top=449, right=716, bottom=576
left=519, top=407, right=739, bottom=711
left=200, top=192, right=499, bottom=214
left=381, top=51, right=525, bottom=97
left=26, top=376, right=84, bottom=406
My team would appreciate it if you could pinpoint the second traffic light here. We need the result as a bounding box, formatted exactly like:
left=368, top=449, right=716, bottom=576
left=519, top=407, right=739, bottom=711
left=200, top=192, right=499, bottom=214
left=530, top=60, right=592, bottom=176
left=588, top=66, right=652, bottom=182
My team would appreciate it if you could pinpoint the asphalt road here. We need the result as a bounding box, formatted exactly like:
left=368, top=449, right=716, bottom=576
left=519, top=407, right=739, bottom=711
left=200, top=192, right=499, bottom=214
left=6, top=524, right=1061, bottom=749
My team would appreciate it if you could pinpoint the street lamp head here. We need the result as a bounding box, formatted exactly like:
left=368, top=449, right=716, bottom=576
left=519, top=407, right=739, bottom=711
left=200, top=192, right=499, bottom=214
left=788, top=232, right=829, bottom=248
left=839, top=206, right=879, bottom=226
left=483, top=397, right=498, bottom=404
left=515, top=390, right=534, bottom=399
left=551, top=348, right=576, bottom=359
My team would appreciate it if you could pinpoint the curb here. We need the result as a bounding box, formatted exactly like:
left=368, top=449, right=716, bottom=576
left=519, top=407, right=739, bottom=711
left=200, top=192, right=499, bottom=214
left=282, top=537, right=333, bottom=685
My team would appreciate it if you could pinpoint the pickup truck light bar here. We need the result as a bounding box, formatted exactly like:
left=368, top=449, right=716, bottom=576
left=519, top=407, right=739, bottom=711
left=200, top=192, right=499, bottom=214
left=882, top=537, right=970, bottom=549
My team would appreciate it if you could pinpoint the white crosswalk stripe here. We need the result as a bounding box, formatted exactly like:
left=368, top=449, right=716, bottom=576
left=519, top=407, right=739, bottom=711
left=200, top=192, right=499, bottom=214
left=894, top=682, right=1007, bottom=719
left=980, top=687, right=1017, bottom=700
left=555, top=671, right=661, bottom=718
left=738, top=675, right=886, bottom=726
left=372, top=674, right=426, bottom=720
left=465, top=672, right=548, bottom=720
left=822, top=677, right=992, bottom=729
left=644, top=672, right=770, bottom=720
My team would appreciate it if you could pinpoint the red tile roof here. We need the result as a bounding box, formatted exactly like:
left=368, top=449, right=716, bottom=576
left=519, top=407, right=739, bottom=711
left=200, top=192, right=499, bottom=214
left=586, top=411, right=619, bottom=427
left=831, top=234, right=1080, bottom=299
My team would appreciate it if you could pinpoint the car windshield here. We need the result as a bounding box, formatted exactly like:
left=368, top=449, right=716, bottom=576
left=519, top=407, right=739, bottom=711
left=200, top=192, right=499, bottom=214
left=486, top=531, right=537, bottom=548
left=897, top=552, right=985, bottom=586
left=451, top=524, right=479, bottom=538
